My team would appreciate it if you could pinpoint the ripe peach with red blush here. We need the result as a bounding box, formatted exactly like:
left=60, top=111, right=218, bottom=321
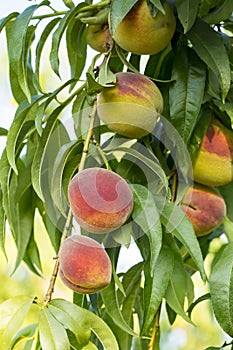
left=68, top=167, right=134, bottom=234
left=193, top=117, right=233, bottom=186
left=180, top=183, right=226, bottom=236
left=59, top=235, right=112, bottom=293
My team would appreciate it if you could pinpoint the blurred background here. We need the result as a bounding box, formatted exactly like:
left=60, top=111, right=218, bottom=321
left=0, top=1, right=231, bottom=349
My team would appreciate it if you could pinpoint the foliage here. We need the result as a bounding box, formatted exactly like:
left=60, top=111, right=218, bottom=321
left=0, top=0, right=233, bottom=349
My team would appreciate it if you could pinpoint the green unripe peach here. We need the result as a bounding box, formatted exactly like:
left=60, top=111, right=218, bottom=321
left=97, top=72, right=163, bottom=138
left=112, top=0, right=176, bottom=55
left=193, top=118, right=233, bottom=186
left=59, top=235, right=112, bottom=294
left=180, top=183, right=226, bottom=236
left=86, top=23, right=113, bottom=53
left=68, top=167, right=134, bottom=234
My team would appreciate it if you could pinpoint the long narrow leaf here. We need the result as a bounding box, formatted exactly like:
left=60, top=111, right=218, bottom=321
left=187, top=18, right=231, bottom=101
left=169, top=47, right=206, bottom=143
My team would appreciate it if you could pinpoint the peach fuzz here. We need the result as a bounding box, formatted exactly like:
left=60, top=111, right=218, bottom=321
left=68, top=167, right=134, bottom=234
left=180, top=183, right=226, bottom=236
left=193, top=118, right=233, bottom=186
left=59, top=235, right=112, bottom=293
left=97, top=72, right=163, bottom=138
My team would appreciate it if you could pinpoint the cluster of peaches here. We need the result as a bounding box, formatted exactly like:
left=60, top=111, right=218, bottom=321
left=58, top=0, right=233, bottom=294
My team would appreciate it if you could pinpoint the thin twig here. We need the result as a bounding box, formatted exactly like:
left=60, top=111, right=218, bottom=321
left=43, top=100, right=97, bottom=306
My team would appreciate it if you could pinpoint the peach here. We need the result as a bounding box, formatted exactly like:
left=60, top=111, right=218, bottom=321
left=180, top=183, right=226, bottom=236
left=193, top=118, right=233, bottom=186
left=59, top=235, right=112, bottom=293
left=68, top=167, right=134, bottom=234
left=97, top=72, right=163, bottom=138
left=112, top=0, right=176, bottom=55
left=86, top=23, right=113, bottom=53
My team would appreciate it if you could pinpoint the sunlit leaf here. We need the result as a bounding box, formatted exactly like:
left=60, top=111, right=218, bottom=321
left=50, top=299, right=119, bottom=350
left=209, top=243, right=233, bottom=337
left=0, top=296, right=33, bottom=350
left=39, top=308, right=70, bottom=350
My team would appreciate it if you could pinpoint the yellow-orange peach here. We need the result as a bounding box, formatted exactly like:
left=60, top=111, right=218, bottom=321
left=97, top=72, right=163, bottom=138
left=193, top=118, right=233, bottom=186
left=180, top=184, right=226, bottom=236
left=59, top=235, right=112, bottom=293
left=68, top=167, right=134, bottom=233
left=86, top=23, right=113, bottom=53
left=112, top=0, right=176, bottom=55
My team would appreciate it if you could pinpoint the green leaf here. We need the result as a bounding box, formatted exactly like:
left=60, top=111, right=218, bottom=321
left=6, top=4, right=43, bottom=102
left=10, top=323, right=38, bottom=349
left=0, top=150, right=15, bottom=235
left=131, top=184, right=163, bottom=275
left=98, top=56, right=117, bottom=86
left=0, top=188, right=6, bottom=258
left=213, top=99, right=233, bottom=124
left=188, top=106, right=211, bottom=160
left=109, top=0, right=138, bottom=34
left=105, top=144, right=168, bottom=192
left=66, top=16, right=87, bottom=83
left=186, top=18, right=231, bottom=102
left=86, top=72, right=104, bottom=94
left=112, top=262, right=143, bottom=349
left=169, top=47, right=206, bottom=143
left=39, top=308, right=70, bottom=350
left=72, top=88, right=89, bottom=137
left=51, top=140, right=83, bottom=217
left=0, top=127, right=8, bottom=136
left=161, top=201, right=206, bottom=281
left=209, top=242, right=233, bottom=337
left=148, top=0, right=166, bottom=15
left=142, top=245, right=174, bottom=334
left=198, top=0, right=222, bottom=17
left=0, top=12, right=19, bottom=33
left=187, top=293, right=210, bottom=318
left=6, top=96, right=43, bottom=174
left=203, top=0, right=233, bottom=23
left=50, top=5, right=84, bottom=77
left=35, top=79, right=77, bottom=135
left=14, top=184, right=35, bottom=272
left=48, top=304, right=91, bottom=345
left=223, top=217, right=233, bottom=243
left=165, top=236, right=194, bottom=324
left=34, top=17, right=61, bottom=91
left=50, top=299, right=119, bottom=350
left=175, top=0, right=199, bottom=33
left=115, top=45, right=140, bottom=74
left=101, top=279, right=137, bottom=337
left=0, top=296, right=33, bottom=350
left=31, top=106, right=65, bottom=200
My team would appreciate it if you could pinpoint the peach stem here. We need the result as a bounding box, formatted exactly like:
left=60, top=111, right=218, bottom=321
left=148, top=305, right=161, bottom=349
left=43, top=100, right=97, bottom=306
